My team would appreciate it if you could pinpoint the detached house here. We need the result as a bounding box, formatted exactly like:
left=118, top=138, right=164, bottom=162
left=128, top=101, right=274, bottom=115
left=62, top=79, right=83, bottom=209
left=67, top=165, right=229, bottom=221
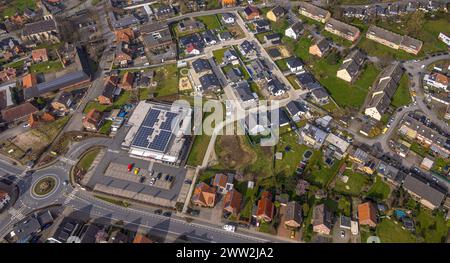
left=313, top=204, right=333, bottom=235
left=285, top=22, right=304, bottom=40
left=51, top=91, right=73, bottom=113
left=266, top=6, right=286, bottom=22
left=82, top=109, right=104, bottom=132
left=284, top=201, right=302, bottom=229
left=119, top=72, right=134, bottom=90
left=192, top=58, right=211, bottom=74
left=423, top=72, right=449, bottom=91
left=358, top=201, right=377, bottom=228
left=212, top=173, right=234, bottom=194
left=98, top=76, right=120, bottom=105
left=239, top=40, right=256, bottom=57
left=337, top=49, right=365, bottom=82
left=243, top=6, right=260, bottom=20
left=309, top=38, right=331, bottom=58
left=223, top=49, right=239, bottom=65
left=267, top=77, right=287, bottom=96
left=192, top=182, right=217, bottom=207
left=222, top=13, right=235, bottom=24
left=254, top=191, right=275, bottom=223
left=286, top=100, right=310, bottom=121
left=286, top=57, right=304, bottom=73
left=223, top=189, right=242, bottom=217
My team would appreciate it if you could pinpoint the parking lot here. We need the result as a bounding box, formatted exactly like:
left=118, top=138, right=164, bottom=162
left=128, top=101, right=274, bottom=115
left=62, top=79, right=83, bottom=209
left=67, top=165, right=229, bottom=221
left=85, top=151, right=189, bottom=207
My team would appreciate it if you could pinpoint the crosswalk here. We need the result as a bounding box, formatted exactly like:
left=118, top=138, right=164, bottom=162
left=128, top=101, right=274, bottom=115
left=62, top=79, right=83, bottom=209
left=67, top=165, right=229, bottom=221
left=59, top=156, right=77, bottom=166
left=8, top=206, right=25, bottom=221
left=107, top=149, right=120, bottom=154
left=63, top=188, right=79, bottom=205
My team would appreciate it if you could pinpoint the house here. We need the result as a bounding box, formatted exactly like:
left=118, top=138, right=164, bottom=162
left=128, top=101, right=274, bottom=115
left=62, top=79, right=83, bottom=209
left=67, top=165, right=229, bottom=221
left=325, top=133, right=350, bottom=160
left=22, top=19, right=59, bottom=43
left=325, top=18, right=360, bottom=42
left=192, top=58, right=211, bottom=73
left=310, top=87, right=329, bottom=105
left=114, top=28, right=134, bottom=43
left=313, top=204, right=333, bottom=235
left=119, top=72, right=134, bottom=90
left=309, top=38, right=331, bottom=58
left=218, top=31, right=233, bottom=42
left=423, top=72, right=449, bottom=91
left=348, top=147, right=369, bottom=164
left=180, top=33, right=205, bottom=48
left=82, top=109, right=104, bottom=132
left=186, top=43, right=201, bottom=56
left=28, top=112, right=55, bottom=128
left=295, top=72, right=322, bottom=90
left=31, top=48, right=48, bottom=62
left=266, top=6, right=286, bottom=22
left=192, top=182, right=217, bottom=207
left=438, top=32, right=450, bottom=46
left=98, top=76, right=119, bottom=105
left=285, top=100, right=310, bottom=121
left=239, top=40, right=256, bottom=57
left=358, top=202, right=377, bottom=228
left=243, top=6, right=260, bottom=20
left=364, top=62, right=404, bottom=120
left=420, top=157, right=434, bottom=171
left=264, top=33, right=281, bottom=44
left=22, top=74, right=37, bottom=89
left=114, top=42, right=132, bottom=67
left=223, top=49, right=239, bottom=65
left=340, top=216, right=351, bottom=230
left=0, top=68, right=17, bottom=83
left=154, top=5, right=175, bottom=20
left=298, top=2, right=331, bottom=23
left=248, top=58, right=271, bottom=80
left=267, top=77, right=286, bottom=96
left=366, top=25, right=422, bottom=55
left=223, top=189, right=242, bottom=217
left=226, top=68, right=243, bottom=83
left=221, top=0, right=237, bottom=7
left=284, top=201, right=302, bottom=229
left=286, top=57, right=304, bottom=73
left=403, top=174, right=446, bottom=210
left=1, top=102, right=38, bottom=124
left=300, top=123, right=328, bottom=149
left=202, top=30, right=218, bottom=46
left=199, top=74, right=220, bottom=91
left=222, top=13, right=235, bottom=24
left=254, top=191, right=274, bottom=222
left=337, top=49, right=365, bottom=82
left=139, top=22, right=174, bottom=52
left=285, top=22, right=304, bottom=40
left=212, top=173, right=234, bottom=194
left=51, top=91, right=73, bottom=113
left=178, top=19, right=205, bottom=32
left=254, top=19, right=271, bottom=33
left=234, top=81, right=258, bottom=105
left=9, top=216, right=42, bottom=243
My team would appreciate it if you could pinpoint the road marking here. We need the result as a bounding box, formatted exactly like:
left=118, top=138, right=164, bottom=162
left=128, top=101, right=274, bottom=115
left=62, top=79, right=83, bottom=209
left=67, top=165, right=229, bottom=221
left=59, top=157, right=77, bottom=166
left=108, top=149, right=120, bottom=154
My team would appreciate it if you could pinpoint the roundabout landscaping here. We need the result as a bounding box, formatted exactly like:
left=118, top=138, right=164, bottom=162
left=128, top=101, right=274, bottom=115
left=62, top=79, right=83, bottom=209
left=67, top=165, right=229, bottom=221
left=32, top=176, right=58, bottom=198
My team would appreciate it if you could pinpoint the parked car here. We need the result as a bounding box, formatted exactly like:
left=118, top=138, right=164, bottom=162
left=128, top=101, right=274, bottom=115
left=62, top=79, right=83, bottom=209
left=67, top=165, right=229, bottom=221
left=156, top=173, right=162, bottom=179
left=149, top=178, right=156, bottom=185
left=340, top=230, right=345, bottom=238
left=127, top=163, right=133, bottom=172
left=163, top=211, right=172, bottom=217
left=168, top=176, right=174, bottom=182
left=223, top=224, right=235, bottom=232
left=134, top=168, right=140, bottom=175
left=154, top=209, right=162, bottom=215
left=164, top=174, right=170, bottom=181
left=139, top=176, right=146, bottom=183
left=184, top=179, right=192, bottom=184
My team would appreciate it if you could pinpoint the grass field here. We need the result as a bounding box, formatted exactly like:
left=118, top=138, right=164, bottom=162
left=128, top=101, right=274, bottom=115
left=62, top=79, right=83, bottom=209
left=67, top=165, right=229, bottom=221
left=366, top=176, right=391, bottom=201
left=391, top=74, right=412, bottom=108
left=212, top=48, right=228, bottom=64
left=196, top=15, right=221, bottom=30
left=307, top=153, right=343, bottom=188
left=30, top=60, right=63, bottom=74
left=99, top=120, right=112, bottom=135
left=4, top=59, right=25, bottom=70
left=186, top=133, right=211, bottom=166
left=1, top=0, right=36, bottom=17
left=334, top=170, right=369, bottom=196
left=77, top=148, right=101, bottom=171
left=274, top=58, right=289, bottom=72
left=415, top=209, right=448, bottom=243
left=84, top=91, right=132, bottom=113
left=274, top=131, right=310, bottom=177
left=376, top=219, right=416, bottom=243
left=154, top=64, right=179, bottom=97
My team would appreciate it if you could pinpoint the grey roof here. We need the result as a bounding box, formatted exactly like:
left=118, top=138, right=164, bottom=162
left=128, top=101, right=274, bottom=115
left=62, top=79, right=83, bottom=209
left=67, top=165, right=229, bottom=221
left=325, top=18, right=360, bottom=38
left=367, top=25, right=403, bottom=45
left=271, top=6, right=286, bottom=17
left=340, top=215, right=351, bottom=228
left=285, top=201, right=302, bottom=225
left=192, top=58, right=211, bottom=73
left=226, top=67, right=243, bottom=83
left=289, top=21, right=304, bottom=33
left=254, top=19, right=270, bottom=28
left=202, top=29, right=218, bottom=43
left=339, top=50, right=365, bottom=78
left=22, top=19, right=57, bottom=36
left=286, top=100, right=308, bottom=116
left=268, top=48, right=281, bottom=58
left=313, top=203, right=332, bottom=229
left=403, top=174, right=446, bottom=208
left=400, top=35, right=423, bottom=51
left=366, top=93, right=391, bottom=113
left=298, top=2, right=330, bottom=19
left=54, top=91, right=73, bottom=106
left=13, top=217, right=41, bottom=242
left=200, top=74, right=220, bottom=90
left=36, top=210, right=54, bottom=227
left=311, top=87, right=329, bottom=99
left=286, top=57, right=304, bottom=68
left=140, top=22, right=169, bottom=34
left=314, top=38, right=331, bottom=53
left=268, top=77, right=286, bottom=94
left=218, top=31, right=232, bottom=40
left=240, top=40, right=255, bottom=55
left=24, top=71, right=89, bottom=99
left=234, top=81, right=255, bottom=102
left=265, top=33, right=281, bottom=41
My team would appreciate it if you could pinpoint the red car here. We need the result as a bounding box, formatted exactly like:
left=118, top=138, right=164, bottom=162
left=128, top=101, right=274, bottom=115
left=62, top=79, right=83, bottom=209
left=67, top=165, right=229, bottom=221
left=127, top=163, right=133, bottom=172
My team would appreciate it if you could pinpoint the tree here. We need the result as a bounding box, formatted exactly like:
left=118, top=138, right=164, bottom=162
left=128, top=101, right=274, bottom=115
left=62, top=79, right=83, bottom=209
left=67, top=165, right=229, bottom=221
left=406, top=11, right=425, bottom=37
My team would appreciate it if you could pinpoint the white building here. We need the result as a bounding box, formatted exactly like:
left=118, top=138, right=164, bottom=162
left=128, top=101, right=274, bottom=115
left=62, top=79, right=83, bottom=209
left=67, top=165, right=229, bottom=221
left=285, top=22, right=304, bottom=40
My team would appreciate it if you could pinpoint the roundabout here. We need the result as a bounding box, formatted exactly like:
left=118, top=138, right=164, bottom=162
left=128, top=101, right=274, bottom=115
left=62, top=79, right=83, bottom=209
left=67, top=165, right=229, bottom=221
left=30, top=175, right=60, bottom=200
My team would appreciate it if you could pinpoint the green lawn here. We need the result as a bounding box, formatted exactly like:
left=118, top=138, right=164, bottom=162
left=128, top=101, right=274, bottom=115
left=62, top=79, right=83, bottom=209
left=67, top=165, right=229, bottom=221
left=139, top=88, right=151, bottom=101
left=274, top=131, right=311, bottom=177
left=269, top=17, right=289, bottom=35
left=358, top=37, right=415, bottom=61
left=4, top=59, right=25, bottom=70
left=99, top=120, right=112, bottom=135
left=274, top=58, right=289, bottom=72
left=287, top=75, right=301, bottom=90
left=94, top=195, right=130, bottom=208
left=415, top=209, right=448, bottom=243
left=366, top=176, right=391, bottom=201
left=255, top=31, right=273, bottom=44
left=334, top=170, right=369, bottom=196
left=91, top=0, right=103, bottom=5
left=212, top=48, right=228, bottom=64
left=376, top=219, right=416, bottom=243
left=307, top=153, right=343, bottom=188
left=431, top=157, right=450, bottom=176
left=410, top=142, right=430, bottom=157
left=322, top=30, right=353, bottom=48
left=30, top=60, right=63, bottom=74
left=186, top=134, right=211, bottom=166
left=154, top=64, right=179, bottom=97
left=391, top=74, right=412, bottom=108
left=84, top=91, right=132, bottom=113
left=2, top=0, right=36, bottom=17
left=196, top=15, right=221, bottom=30
left=77, top=148, right=101, bottom=171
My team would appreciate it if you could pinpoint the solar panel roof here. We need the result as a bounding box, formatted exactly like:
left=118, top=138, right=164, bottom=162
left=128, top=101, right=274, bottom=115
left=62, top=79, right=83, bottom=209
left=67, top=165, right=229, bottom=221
left=148, top=130, right=171, bottom=152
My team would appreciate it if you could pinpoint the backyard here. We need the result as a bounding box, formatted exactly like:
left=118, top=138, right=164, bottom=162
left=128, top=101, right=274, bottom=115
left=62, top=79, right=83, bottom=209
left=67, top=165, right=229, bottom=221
left=196, top=15, right=221, bottom=30
left=306, top=152, right=343, bottom=188
left=30, top=60, right=63, bottom=74
left=366, top=176, right=391, bottom=201
left=415, top=209, right=448, bottom=243
left=376, top=219, right=417, bottom=243
left=391, top=74, right=412, bottom=108
left=1, top=0, right=35, bottom=17
left=153, top=64, right=179, bottom=97
left=334, top=170, right=370, bottom=196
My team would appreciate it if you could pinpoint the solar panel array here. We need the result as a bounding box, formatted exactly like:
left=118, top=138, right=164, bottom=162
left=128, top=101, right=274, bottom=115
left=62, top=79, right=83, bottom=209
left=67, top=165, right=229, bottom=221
left=131, top=108, right=179, bottom=153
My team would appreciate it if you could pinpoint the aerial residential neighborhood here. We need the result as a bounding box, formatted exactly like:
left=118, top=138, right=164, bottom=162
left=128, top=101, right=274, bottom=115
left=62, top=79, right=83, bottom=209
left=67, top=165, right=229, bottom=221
left=0, top=0, right=448, bottom=246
